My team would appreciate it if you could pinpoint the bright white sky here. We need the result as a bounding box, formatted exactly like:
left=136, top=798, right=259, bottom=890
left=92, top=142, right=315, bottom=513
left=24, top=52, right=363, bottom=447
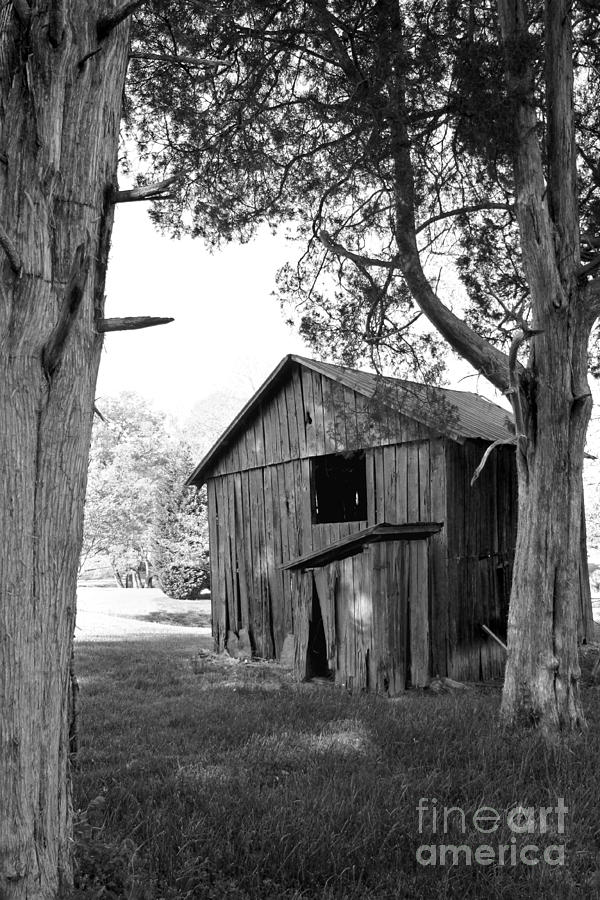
left=98, top=201, right=512, bottom=421
left=98, top=203, right=310, bottom=416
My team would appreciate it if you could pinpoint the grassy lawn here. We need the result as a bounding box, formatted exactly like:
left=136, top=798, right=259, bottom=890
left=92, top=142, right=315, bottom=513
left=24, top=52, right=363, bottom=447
left=72, top=638, right=600, bottom=899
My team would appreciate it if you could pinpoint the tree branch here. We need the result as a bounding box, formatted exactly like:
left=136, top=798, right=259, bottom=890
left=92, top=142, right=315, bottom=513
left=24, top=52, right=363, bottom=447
left=496, top=0, right=563, bottom=311
left=0, top=224, right=22, bottom=275
left=42, top=242, right=90, bottom=378
left=97, top=0, right=147, bottom=40
left=96, top=316, right=174, bottom=332
left=415, top=203, right=513, bottom=235
left=114, top=173, right=183, bottom=203
left=318, top=230, right=398, bottom=269
left=129, top=51, right=228, bottom=67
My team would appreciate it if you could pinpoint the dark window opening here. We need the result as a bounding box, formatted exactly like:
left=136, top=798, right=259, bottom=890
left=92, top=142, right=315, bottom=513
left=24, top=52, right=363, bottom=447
left=311, top=451, right=367, bottom=523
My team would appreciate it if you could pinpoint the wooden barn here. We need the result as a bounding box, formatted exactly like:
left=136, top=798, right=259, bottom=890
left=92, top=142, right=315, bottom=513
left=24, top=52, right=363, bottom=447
left=187, top=355, right=593, bottom=693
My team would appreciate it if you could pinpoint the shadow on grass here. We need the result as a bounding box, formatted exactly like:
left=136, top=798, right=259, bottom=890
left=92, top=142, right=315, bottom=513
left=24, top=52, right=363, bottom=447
left=71, top=638, right=600, bottom=900
left=135, top=609, right=212, bottom=628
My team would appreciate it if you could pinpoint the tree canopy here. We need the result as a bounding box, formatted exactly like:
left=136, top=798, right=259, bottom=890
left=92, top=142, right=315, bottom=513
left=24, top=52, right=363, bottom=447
left=122, top=0, right=600, bottom=732
left=126, top=0, right=600, bottom=379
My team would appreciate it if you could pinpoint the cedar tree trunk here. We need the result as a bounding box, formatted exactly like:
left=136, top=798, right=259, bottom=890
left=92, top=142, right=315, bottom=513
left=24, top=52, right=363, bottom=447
left=500, top=317, right=592, bottom=730
left=496, top=0, right=593, bottom=731
left=0, top=3, right=130, bottom=896
left=382, top=0, right=596, bottom=731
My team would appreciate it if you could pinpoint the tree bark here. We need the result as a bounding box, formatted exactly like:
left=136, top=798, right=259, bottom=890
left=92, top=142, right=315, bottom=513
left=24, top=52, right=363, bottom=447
left=0, top=3, right=130, bottom=896
left=495, top=0, right=592, bottom=731
left=372, top=0, right=594, bottom=732
left=500, top=317, right=592, bottom=731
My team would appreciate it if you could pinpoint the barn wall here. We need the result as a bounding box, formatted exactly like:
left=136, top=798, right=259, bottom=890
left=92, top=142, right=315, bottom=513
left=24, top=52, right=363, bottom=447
left=207, top=464, right=368, bottom=659
left=445, top=440, right=518, bottom=681
left=366, top=438, right=449, bottom=677
left=206, top=371, right=522, bottom=685
left=210, top=365, right=434, bottom=476
left=310, top=539, right=430, bottom=695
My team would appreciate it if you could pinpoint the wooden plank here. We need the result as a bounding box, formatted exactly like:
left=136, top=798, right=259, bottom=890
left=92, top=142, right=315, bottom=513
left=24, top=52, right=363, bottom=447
left=292, top=365, right=308, bottom=457
left=355, top=553, right=367, bottom=690
left=245, top=470, right=263, bottom=653
left=233, top=473, right=250, bottom=634
left=311, top=372, right=329, bottom=454
left=285, top=376, right=301, bottom=460
left=262, top=395, right=278, bottom=466
left=317, top=378, right=341, bottom=453
left=335, top=559, right=347, bottom=686
left=363, top=550, right=375, bottom=690
left=382, top=445, right=397, bottom=523
left=429, top=438, right=448, bottom=678
left=254, top=413, right=267, bottom=468
left=263, top=464, right=283, bottom=655
left=250, top=467, right=269, bottom=657
left=369, top=543, right=382, bottom=692
left=283, top=462, right=299, bottom=560
left=215, top=478, right=232, bottom=637
left=418, top=441, right=430, bottom=520
left=276, top=384, right=291, bottom=463
left=374, top=447, right=385, bottom=523
left=409, top=540, right=430, bottom=687
left=225, top=475, right=239, bottom=631
left=366, top=448, right=376, bottom=525
left=407, top=443, right=420, bottom=521
left=269, top=464, right=290, bottom=638
left=207, top=478, right=226, bottom=651
left=355, top=391, right=374, bottom=448
left=299, top=458, right=313, bottom=557
left=215, top=477, right=231, bottom=635
left=331, top=380, right=348, bottom=451
left=395, top=444, right=408, bottom=523
left=291, top=569, right=310, bottom=679
left=392, top=541, right=408, bottom=694
left=301, top=367, right=317, bottom=455
left=276, top=464, right=291, bottom=567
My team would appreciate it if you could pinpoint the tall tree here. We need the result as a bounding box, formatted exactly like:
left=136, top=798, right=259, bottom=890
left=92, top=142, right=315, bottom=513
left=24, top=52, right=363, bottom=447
left=0, top=1, right=204, bottom=895
left=128, top=0, right=600, bottom=732
left=0, top=4, right=132, bottom=896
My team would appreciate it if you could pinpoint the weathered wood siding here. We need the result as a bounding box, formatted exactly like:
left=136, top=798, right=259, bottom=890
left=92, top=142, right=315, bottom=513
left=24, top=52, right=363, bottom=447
left=310, top=540, right=431, bottom=695
left=445, top=440, right=518, bottom=681
left=366, top=438, right=448, bottom=678
left=205, top=364, right=520, bottom=686
left=211, top=366, right=434, bottom=476
left=208, top=461, right=368, bottom=658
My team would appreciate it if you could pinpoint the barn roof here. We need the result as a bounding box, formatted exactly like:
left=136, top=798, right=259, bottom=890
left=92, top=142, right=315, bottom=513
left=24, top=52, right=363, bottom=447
left=187, top=354, right=514, bottom=486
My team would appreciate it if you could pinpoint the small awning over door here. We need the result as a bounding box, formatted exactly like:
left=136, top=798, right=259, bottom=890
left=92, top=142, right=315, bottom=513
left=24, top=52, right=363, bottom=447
left=282, top=522, right=443, bottom=694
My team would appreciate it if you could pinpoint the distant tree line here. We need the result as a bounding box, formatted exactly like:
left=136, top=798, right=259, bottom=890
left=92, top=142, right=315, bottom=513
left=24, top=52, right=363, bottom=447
left=81, top=392, right=210, bottom=598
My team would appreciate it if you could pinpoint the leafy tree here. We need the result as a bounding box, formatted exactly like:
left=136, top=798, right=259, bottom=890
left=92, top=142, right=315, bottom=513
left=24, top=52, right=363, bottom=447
left=126, top=0, right=600, bottom=732
left=82, top=393, right=172, bottom=583
left=151, top=445, right=210, bottom=597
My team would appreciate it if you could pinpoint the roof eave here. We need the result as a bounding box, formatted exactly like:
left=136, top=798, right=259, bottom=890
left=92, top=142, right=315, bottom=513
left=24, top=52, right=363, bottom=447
left=185, top=354, right=295, bottom=487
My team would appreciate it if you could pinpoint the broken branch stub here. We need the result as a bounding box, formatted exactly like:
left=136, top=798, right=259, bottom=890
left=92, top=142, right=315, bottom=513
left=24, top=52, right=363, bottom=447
left=96, top=316, right=174, bottom=332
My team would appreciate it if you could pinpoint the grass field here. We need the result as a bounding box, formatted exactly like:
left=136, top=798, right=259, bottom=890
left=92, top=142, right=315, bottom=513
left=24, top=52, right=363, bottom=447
left=71, top=626, right=600, bottom=900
